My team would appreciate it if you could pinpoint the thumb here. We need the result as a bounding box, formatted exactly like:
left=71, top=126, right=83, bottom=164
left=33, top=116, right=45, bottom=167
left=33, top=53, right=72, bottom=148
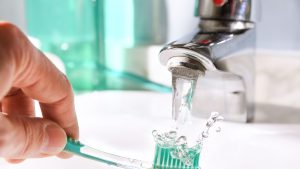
left=0, top=114, right=67, bottom=159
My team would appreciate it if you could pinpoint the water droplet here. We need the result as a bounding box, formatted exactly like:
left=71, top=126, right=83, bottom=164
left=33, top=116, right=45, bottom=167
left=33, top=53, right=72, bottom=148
left=152, top=130, right=158, bottom=137
left=185, top=159, right=193, bottom=166
left=177, top=151, right=184, bottom=158
left=195, top=138, right=203, bottom=146
left=216, top=116, right=224, bottom=121
left=202, top=131, right=209, bottom=138
left=170, top=150, right=178, bottom=158
left=129, top=158, right=135, bottom=163
left=210, top=112, right=219, bottom=118
left=206, top=119, right=214, bottom=127
left=176, top=136, right=187, bottom=145
left=166, top=131, right=177, bottom=139
left=216, top=126, right=221, bottom=132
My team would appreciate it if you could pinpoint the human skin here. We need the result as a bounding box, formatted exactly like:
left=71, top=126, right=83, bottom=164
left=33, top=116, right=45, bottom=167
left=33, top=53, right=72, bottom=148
left=0, top=22, right=79, bottom=163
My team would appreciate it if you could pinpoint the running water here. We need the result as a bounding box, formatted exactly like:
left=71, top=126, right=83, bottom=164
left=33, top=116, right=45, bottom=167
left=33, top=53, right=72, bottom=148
left=171, top=76, right=197, bottom=128
left=152, top=74, right=223, bottom=168
left=152, top=112, right=223, bottom=167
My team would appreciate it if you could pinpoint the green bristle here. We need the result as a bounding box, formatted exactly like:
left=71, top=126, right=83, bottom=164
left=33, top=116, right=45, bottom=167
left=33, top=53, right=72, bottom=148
left=158, top=148, right=163, bottom=167
left=153, top=146, right=159, bottom=167
left=194, top=154, right=200, bottom=167
left=163, top=148, right=169, bottom=168
left=153, top=145, right=200, bottom=169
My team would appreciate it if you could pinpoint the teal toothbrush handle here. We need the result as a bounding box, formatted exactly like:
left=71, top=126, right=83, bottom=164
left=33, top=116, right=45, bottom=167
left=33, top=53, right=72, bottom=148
left=64, top=138, right=152, bottom=169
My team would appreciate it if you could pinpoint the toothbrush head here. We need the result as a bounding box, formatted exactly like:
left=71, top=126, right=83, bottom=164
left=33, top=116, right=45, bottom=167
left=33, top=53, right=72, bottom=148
left=153, top=145, right=200, bottom=169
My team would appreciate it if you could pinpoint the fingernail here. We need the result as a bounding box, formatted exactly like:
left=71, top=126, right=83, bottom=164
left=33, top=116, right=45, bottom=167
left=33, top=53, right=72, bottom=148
left=41, top=124, right=67, bottom=154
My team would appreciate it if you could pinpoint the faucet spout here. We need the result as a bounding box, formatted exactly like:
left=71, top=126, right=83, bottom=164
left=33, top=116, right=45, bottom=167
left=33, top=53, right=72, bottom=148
left=159, top=0, right=258, bottom=122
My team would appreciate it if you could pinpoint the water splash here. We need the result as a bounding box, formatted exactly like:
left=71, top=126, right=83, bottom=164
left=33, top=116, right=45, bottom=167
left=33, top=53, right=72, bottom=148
left=152, top=130, right=177, bottom=148
left=199, top=112, right=224, bottom=140
left=153, top=112, right=223, bottom=167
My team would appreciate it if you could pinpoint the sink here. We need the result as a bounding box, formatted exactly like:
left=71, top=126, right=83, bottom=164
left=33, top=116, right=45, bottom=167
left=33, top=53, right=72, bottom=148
left=1, top=90, right=300, bottom=169
left=255, top=50, right=300, bottom=123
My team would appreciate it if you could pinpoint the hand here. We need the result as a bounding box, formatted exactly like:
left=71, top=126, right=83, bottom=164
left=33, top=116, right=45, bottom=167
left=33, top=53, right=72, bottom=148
left=0, top=22, right=79, bottom=163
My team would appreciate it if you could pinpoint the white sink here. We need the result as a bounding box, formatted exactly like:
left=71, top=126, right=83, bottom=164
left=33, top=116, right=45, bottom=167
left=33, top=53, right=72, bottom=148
left=1, top=91, right=300, bottom=169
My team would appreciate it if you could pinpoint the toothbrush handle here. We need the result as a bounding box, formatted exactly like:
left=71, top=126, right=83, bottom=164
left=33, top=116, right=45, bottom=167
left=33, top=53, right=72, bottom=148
left=64, top=138, right=151, bottom=169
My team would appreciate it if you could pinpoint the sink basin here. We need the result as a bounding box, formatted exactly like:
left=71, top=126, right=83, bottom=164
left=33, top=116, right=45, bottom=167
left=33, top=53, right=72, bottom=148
left=255, top=50, right=300, bottom=123
left=1, top=91, right=300, bottom=169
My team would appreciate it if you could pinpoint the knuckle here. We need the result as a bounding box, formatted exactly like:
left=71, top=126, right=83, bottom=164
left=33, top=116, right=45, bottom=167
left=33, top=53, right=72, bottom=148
left=62, top=74, right=73, bottom=90
left=4, top=88, right=22, bottom=98
left=19, top=119, right=45, bottom=156
left=47, top=74, right=74, bottom=106
left=60, top=74, right=74, bottom=100
left=0, top=116, right=46, bottom=158
left=19, top=119, right=34, bottom=155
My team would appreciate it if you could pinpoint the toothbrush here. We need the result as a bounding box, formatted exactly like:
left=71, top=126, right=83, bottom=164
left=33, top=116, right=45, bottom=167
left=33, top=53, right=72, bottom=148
left=64, top=137, right=152, bottom=169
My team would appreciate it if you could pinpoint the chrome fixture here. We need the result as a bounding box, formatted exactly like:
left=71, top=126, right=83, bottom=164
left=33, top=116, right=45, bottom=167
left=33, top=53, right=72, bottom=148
left=159, top=0, right=260, bottom=122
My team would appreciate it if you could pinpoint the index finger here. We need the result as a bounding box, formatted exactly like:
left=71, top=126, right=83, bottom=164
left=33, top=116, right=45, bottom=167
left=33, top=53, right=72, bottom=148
left=0, top=23, right=79, bottom=139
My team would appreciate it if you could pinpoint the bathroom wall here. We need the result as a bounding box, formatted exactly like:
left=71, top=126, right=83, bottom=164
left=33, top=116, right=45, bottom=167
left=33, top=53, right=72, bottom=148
left=0, top=0, right=26, bottom=31
left=1, top=0, right=299, bottom=50
left=256, top=0, right=300, bottom=50
left=165, top=0, right=300, bottom=50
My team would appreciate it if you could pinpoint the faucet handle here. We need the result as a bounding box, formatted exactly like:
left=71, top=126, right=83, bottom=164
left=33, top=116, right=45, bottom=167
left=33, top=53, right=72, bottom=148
left=197, top=0, right=261, bottom=23
left=212, top=0, right=228, bottom=7
left=196, top=0, right=261, bottom=32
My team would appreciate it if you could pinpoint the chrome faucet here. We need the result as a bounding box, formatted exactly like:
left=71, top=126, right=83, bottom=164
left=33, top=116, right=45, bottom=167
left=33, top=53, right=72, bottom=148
left=159, top=0, right=260, bottom=122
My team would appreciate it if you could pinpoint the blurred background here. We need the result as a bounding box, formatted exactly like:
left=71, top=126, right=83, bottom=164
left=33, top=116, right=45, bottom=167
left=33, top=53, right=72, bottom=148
left=0, top=0, right=300, bottom=93
left=1, top=1, right=300, bottom=169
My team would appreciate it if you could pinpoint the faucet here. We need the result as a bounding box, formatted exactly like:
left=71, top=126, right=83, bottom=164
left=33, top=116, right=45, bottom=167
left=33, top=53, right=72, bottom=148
left=159, top=0, right=260, bottom=122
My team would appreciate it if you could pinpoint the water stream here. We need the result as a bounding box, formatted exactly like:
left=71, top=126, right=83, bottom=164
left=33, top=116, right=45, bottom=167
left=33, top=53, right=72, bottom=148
left=171, top=76, right=197, bottom=128
left=152, top=74, right=223, bottom=168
